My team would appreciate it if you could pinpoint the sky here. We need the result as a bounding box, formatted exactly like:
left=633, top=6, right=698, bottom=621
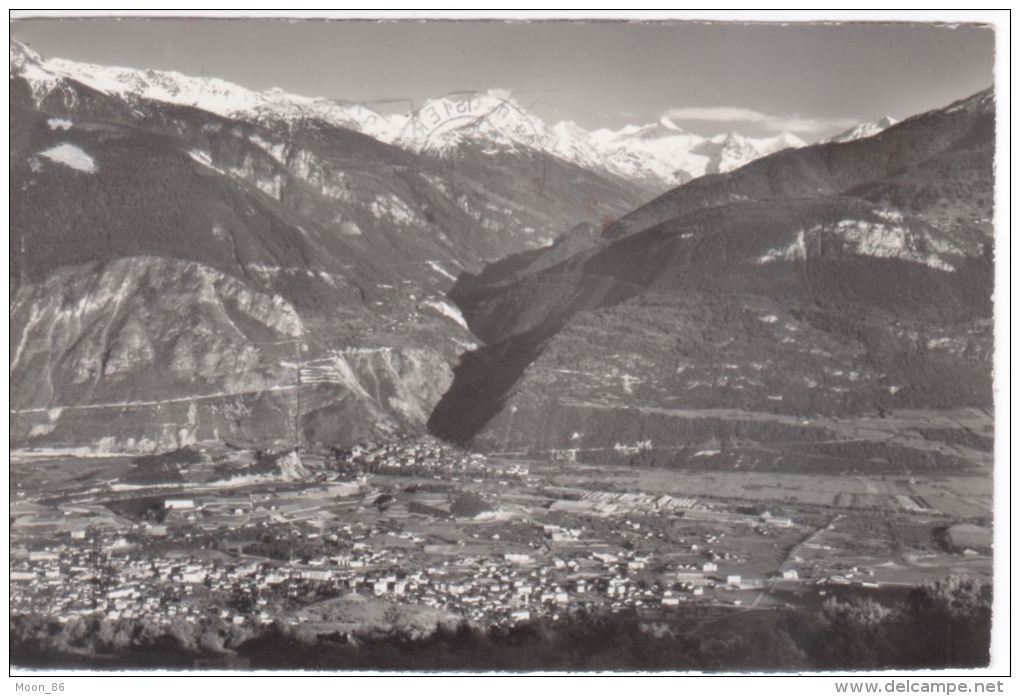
left=10, top=12, right=997, bottom=141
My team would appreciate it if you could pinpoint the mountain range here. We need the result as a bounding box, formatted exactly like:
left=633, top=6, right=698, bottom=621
left=430, top=88, right=994, bottom=473
left=11, top=43, right=895, bottom=195
left=10, top=40, right=648, bottom=449
left=9, top=39, right=992, bottom=470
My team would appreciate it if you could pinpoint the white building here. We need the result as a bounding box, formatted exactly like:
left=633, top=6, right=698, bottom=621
left=505, top=553, right=533, bottom=564
left=165, top=499, right=196, bottom=510
left=302, top=569, right=332, bottom=582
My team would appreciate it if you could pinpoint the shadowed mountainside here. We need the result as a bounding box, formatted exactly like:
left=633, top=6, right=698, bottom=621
left=429, top=88, right=995, bottom=469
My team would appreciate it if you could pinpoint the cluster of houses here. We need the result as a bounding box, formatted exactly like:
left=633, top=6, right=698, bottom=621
left=10, top=437, right=825, bottom=632
left=12, top=516, right=784, bottom=630
left=580, top=490, right=700, bottom=513
left=337, top=440, right=530, bottom=481
left=10, top=542, right=249, bottom=623
left=339, top=547, right=737, bottom=623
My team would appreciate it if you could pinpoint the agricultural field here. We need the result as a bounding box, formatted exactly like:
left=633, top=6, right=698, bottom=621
left=11, top=452, right=136, bottom=494
left=289, top=593, right=459, bottom=637
left=546, top=464, right=991, bottom=518
left=537, top=403, right=992, bottom=479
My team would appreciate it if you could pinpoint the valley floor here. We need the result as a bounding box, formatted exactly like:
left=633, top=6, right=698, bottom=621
left=10, top=426, right=994, bottom=670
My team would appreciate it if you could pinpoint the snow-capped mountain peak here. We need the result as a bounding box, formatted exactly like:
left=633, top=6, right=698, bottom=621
left=398, top=90, right=549, bottom=152
left=721, top=131, right=750, bottom=145
left=11, top=39, right=407, bottom=141
left=9, top=39, right=42, bottom=70
left=716, top=132, right=761, bottom=172
left=10, top=39, right=813, bottom=193
left=766, top=131, right=808, bottom=151
left=821, top=117, right=899, bottom=144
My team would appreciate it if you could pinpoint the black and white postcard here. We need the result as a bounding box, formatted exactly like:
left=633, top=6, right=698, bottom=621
left=8, top=11, right=1005, bottom=680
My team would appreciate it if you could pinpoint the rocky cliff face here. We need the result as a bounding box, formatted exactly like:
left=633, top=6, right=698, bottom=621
left=11, top=44, right=651, bottom=451
left=9, top=256, right=458, bottom=450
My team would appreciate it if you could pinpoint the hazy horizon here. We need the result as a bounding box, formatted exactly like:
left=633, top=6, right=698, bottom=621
left=10, top=17, right=995, bottom=141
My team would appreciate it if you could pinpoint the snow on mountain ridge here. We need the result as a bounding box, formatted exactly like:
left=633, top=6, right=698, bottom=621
left=764, top=131, right=808, bottom=150
left=820, top=117, right=898, bottom=144
left=944, top=88, right=994, bottom=114
left=10, top=40, right=811, bottom=191
left=12, top=41, right=407, bottom=141
left=588, top=122, right=808, bottom=183
left=398, top=90, right=550, bottom=153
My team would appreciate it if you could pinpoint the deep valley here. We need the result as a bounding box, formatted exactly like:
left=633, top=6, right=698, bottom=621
left=8, top=24, right=999, bottom=673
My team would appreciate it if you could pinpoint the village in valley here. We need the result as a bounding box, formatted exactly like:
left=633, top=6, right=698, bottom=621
left=10, top=434, right=993, bottom=644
